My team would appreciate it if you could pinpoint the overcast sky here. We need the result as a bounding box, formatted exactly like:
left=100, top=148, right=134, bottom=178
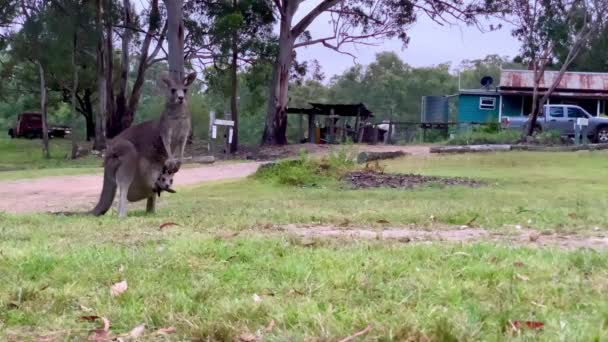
left=289, top=2, right=522, bottom=77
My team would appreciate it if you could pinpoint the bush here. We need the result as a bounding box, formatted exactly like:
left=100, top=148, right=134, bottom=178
left=253, top=147, right=355, bottom=187
left=534, top=130, right=564, bottom=145
left=447, top=130, right=521, bottom=145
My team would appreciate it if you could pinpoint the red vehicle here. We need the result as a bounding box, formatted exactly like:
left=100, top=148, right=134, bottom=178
left=8, top=112, right=71, bottom=139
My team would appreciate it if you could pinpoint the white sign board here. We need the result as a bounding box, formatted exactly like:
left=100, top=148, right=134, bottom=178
left=211, top=125, right=217, bottom=138
left=228, top=128, right=233, bottom=143
left=214, top=119, right=235, bottom=126
left=576, top=118, right=589, bottom=126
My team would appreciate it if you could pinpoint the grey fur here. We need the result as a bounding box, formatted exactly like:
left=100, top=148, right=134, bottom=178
left=90, top=72, right=197, bottom=218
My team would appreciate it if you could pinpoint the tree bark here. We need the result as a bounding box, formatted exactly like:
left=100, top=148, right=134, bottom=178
left=38, top=61, right=50, bottom=159
left=83, top=88, right=95, bottom=141
left=112, top=0, right=132, bottom=136
left=94, top=0, right=107, bottom=150
left=229, top=11, right=239, bottom=153
left=261, top=12, right=295, bottom=145
left=104, top=0, right=116, bottom=138
left=70, top=32, right=80, bottom=160
left=164, top=0, right=184, bottom=82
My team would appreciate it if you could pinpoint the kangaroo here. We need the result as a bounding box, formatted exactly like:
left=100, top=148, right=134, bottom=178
left=88, top=72, right=197, bottom=218
left=153, top=165, right=177, bottom=197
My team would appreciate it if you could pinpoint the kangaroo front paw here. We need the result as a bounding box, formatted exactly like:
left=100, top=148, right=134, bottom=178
left=164, top=158, right=181, bottom=174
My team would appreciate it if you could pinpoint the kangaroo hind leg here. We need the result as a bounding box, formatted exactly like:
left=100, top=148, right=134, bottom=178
left=114, top=150, right=137, bottom=218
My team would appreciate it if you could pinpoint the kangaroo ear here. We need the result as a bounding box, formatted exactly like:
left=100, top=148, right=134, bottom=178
left=183, top=72, right=197, bottom=87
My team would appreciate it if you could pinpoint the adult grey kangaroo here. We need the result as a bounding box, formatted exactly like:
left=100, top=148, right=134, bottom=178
left=91, top=72, right=197, bottom=218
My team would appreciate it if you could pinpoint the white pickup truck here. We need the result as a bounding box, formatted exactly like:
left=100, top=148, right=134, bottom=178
left=502, top=104, right=608, bottom=143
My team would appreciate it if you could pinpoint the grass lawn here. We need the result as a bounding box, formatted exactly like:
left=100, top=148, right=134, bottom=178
left=0, top=138, right=101, bottom=179
left=2, top=151, right=608, bottom=341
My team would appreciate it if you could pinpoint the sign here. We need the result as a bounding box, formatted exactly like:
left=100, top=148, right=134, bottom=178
left=228, top=128, right=233, bottom=144
left=214, top=119, right=235, bottom=126
left=211, top=125, right=217, bottom=139
left=576, top=118, right=589, bottom=126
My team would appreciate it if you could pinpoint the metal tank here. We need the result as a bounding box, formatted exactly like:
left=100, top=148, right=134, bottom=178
left=420, top=96, right=449, bottom=123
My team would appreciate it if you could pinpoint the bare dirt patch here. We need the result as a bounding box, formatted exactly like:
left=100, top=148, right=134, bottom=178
left=345, top=171, right=483, bottom=189
left=278, top=224, right=608, bottom=250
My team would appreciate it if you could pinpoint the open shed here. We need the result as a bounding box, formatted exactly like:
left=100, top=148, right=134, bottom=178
left=287, top=103, right=374, bottom=143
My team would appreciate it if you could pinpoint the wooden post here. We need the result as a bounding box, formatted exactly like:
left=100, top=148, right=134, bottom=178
left=208, top=111, right=215, bottom=154
left=298, top=114, right=303, bottom=143
left=354, top=107, right=361, bottom=142
left=329, top=109, right=335, bottom=144
left=224, top=112, right=231, bottom=158
left=308, top=114, right=315, bottom=143
left=387, top=120, right=393, bottom=145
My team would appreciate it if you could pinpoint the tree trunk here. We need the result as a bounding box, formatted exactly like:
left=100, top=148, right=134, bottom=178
left=164, top=0, right=184, bottom=82
left=104, top=0, right=116, bottom=139
left=70, top=33, right=80, bottom=160
left=127, top=0, right=160, bottom=117
left=111, top=0, right=132, bottom=137
left=94, top=0, right=107, bottom=150
left=261, top=15, right=294, bottom=145
left=38, top=61, right=50, bottom=159
left=229, top=17, right=239, bottom=153
left=83, top=88, right=95, bottom=141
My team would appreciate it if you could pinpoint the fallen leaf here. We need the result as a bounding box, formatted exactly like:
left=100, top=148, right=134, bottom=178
left=568, top=212, right=577, bottom=219
left=88, top=317, right=111, bottom=341
left=516, top=273, right=529, bottom=281
left=127, top=324, right=145, bottom=338
left=118, top=264, right=125, bottom=273
left=264, top=320, right=275, bottom=333
left=509, top=320, right=544, bottom=331
left=159, top=222, right=180, bottom=230
left=80, top=315, right=101, bottom=322
left=239, top=333, right=257, bottom=342
left=466, top=214, right=479, bottom=227
left=514, top=261, right=525, bottom=267
left=111, top=280, right=128, bottom=297
left=252, top=293, right=262, bottom=303
left=7, top=302, right=19, bottom=309
left=398, top=237, right=411, bottom=243
left=79, top=304, right=94, bottom=312
left=377, top=219, right=390, bottom=224
left=155, top=327, right=177, bottom=335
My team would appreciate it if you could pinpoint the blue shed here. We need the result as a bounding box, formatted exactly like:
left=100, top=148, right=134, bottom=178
left=457, top=89, right=501, bottom=123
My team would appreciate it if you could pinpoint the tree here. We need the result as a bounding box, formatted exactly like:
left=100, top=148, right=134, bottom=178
left=105, top=0, right=168, bottom=138
left=261, top=0, right=497, bottom=145
left=505, top=0, right=608, bottom=136
left=187, top=0, right=275, bottom=153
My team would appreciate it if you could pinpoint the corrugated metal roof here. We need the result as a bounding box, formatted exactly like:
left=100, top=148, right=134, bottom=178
left=500, top=69, right=608, bottom=92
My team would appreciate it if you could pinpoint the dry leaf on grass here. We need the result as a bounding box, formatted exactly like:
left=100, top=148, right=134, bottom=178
left=516, top=273, right=529, bottom=281
left=238, top=333, right=258, bottom=342
left=155, top=327, right=177, bottom=335
left=159, top=222, right=180, bottom=230
left=80, top=315, right=101, bottom=322
left=126, top=324, right=145, bottom=338
left=252, top=293, right=262, bottom=303
left=509, top=320, right=544, bottom=331
left=118, top=264, right=125, bottom=273
left=376, top=219, right=390, bottom=224
left=338, top=325, right=372, bottom=342
left=513, top=261, right=525, bottom=267
left=111, top=280, right=128, bottom=297
left=88, top=317, right=111, bottom=341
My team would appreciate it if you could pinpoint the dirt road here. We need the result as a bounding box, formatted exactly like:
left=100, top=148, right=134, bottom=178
left=0, top=145, right=431, bottom=214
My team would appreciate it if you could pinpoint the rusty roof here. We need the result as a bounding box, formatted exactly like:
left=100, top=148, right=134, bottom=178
left=499, top=69, right=608, bottom=92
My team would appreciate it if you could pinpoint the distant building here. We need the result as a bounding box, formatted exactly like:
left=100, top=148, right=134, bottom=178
left=457, top=69, right=608, bottom=123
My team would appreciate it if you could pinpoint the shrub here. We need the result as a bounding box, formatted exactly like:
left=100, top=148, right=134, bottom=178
left=253, top=147, right=355, bottom=187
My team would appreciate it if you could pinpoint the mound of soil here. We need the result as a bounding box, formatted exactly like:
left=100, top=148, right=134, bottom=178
left=345, top=171, right=483, bottom=189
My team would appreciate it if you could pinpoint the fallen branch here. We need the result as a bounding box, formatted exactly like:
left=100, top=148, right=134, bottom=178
left=356, top=151, right=407, bottom=164
left=338, top=325, right=372, bottom=342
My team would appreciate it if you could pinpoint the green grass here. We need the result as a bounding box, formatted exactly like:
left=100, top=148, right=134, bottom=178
left=2, top=151, right=608, bottom=340
left=0, top=138, right=101, bottom=177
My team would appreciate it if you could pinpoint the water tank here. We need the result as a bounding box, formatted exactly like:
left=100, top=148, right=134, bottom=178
left=421, top=96, right=449, bottom=123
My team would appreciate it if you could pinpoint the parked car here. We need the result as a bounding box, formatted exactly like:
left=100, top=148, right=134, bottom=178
left=7, top=112, right=71, bottom=139
left=501, top=104, right=608, bottom=143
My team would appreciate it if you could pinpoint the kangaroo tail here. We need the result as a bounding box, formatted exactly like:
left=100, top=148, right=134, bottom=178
left=89, top=150, right=121, bottom=216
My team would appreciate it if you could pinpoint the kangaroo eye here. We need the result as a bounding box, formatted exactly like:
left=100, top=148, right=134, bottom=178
left=184, top=89, right=188, bottom=93
left=171, top=88, right=176, bottom=94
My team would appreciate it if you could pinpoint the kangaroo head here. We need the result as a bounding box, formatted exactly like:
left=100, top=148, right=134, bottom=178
left=161, top=72, right=197, bottom=105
